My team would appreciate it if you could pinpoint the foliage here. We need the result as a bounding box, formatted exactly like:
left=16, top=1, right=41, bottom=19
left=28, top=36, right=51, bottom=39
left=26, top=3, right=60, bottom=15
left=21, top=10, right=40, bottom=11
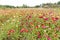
left=57, top=1, right=60, bottom=5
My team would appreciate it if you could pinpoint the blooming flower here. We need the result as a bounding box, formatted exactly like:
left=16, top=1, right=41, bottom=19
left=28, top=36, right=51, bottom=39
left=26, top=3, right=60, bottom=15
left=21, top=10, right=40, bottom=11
left=51, top=17, right=59, bottom=21
left=36, top=25, right=39, bottom=28
left=20, top=28, right=25, bottom=33
left=47, top=36, right=51, bottom=40
left=49, top=11, right=53, bottom=15
left=28, top=15, right=32, bottom=19
left=41, top=24, right=46, bottom=29
left=20, top=28, right=28, bottom=33
left=7, top=29, right=15, bottom=35
left=30, top=22, right=34, bottom=26
left=9, top=29, right=15, bottom=33
left=37, top=31, right=41, bottom=38
left=43, top=17, right=48, bottom=20
left=25, top=29, right=28, bottom=32
left=39, top=16, right=43, bottom=18
left=38, top=35, right=41, bottom=38
left=45, top=35, right=52, bottom=40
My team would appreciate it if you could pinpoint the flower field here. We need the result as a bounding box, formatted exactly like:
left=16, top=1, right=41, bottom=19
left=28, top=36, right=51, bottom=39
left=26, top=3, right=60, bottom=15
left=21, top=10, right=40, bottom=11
left=0, top=8, right=60, bottom=40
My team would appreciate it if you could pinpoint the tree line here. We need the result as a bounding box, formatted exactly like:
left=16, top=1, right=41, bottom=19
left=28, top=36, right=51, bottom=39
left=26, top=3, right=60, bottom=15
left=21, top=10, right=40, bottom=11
left=0, top=1, right=60, bottom=8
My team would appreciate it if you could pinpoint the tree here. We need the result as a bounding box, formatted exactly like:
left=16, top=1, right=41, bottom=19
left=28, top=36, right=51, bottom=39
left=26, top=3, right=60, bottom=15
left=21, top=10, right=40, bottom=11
left=57, top=1, right=60, bottom=5
left=22, top=4, right=29, bottom=8
left=35, top=5, right=40, bottom=8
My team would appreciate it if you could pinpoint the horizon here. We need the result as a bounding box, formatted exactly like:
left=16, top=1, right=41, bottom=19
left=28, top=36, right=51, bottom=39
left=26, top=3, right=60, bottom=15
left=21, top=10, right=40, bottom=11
left=0, top=0, right=60, bottom=7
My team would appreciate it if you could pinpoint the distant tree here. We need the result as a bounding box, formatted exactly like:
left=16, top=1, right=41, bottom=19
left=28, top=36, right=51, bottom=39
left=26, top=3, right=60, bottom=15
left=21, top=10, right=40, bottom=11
left=0, top=5, right=16, bottom=8
left=57, top=1, right=60, bottom=5
left=35, top=5, right=40, bottom=8
left=16, top=6, right=20, bottom=8
left=22, top=4, right=29, bottom=8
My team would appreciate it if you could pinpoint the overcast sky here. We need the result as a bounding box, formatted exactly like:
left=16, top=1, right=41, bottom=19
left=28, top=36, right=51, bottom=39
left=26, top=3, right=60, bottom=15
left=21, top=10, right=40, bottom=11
left=0, top=0, right=60, bottom=6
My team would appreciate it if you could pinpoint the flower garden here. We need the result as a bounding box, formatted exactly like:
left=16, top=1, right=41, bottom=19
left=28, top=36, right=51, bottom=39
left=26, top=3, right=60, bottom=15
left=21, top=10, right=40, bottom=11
left=0, top=8, right=60, bottom=40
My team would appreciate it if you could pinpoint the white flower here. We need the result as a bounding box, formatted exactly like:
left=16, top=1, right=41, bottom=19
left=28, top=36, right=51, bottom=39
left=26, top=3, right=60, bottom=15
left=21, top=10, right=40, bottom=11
left=38, top=25, right=40, bottom=27
left=48, top=28, right=51, bottom=30
left=13, top=16, right=16, bottom=18
left=44, top=30, right=46, bottom=32
left=6, top=20, right=10, bottom=22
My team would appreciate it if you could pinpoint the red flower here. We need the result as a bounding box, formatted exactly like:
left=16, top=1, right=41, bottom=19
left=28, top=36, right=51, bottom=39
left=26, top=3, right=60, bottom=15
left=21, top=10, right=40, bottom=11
left=52, top=17, right=59, bottom=21
left=36, top=25, right=39, bottom=28
left=55, top=17, right=59, bottom=20
left=30, top=22, right=34, bottom=26
left=29, top=15, right=32, bottom=18
left=25, top=29, right=28, bottom=32
left=20, top=28, right=25, bottom=33
left=9, top=29, right=15, bottom=33
left=20, top=28, right=28, bottom=33
left=39, top=16, right=43, bottom=18
left=7, top=29, right=15, bottom=35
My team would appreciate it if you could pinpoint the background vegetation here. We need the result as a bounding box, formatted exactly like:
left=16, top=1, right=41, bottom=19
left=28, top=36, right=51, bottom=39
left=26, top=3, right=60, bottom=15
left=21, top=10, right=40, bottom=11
left=0, top=1, right=60, bottom=8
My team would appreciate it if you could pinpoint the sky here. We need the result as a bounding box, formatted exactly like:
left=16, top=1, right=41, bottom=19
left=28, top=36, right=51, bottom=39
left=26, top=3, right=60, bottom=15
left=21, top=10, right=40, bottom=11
left=0, top=0, right=60, bottom=6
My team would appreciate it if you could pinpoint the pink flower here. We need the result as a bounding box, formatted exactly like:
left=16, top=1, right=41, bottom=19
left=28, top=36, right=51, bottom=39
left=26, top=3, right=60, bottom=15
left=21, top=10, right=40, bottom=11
left=47, top=37, right=51, bottom=40
left=37, top=35, right=41, bottom=38
left=41, top=24, right=46, bottom=29
left=45, top=35, right=52, bottom=40
left=49, top=11, right=53, bottom=15
left=44, top=17, right=48, bottom=20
